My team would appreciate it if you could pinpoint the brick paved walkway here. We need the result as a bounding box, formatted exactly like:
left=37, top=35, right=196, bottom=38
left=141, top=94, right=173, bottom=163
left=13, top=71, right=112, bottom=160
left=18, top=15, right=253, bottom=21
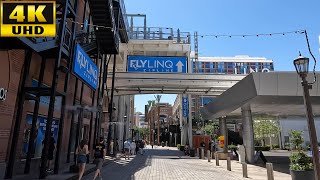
left=83, top=146, right=241, bottom=180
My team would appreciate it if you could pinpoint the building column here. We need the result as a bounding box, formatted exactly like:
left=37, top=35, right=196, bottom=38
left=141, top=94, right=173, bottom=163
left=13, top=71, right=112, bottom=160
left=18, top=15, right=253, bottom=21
left=241, top=104, right=255, bottom=164
left=219, top=117, right=228, bottom=153
left=188, top=94, right=193, bottom=148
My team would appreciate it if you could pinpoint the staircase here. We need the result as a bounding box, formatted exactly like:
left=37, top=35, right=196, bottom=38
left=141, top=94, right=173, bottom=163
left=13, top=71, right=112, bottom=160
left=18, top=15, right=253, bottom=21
left=88, top=0, right=120, bottom=54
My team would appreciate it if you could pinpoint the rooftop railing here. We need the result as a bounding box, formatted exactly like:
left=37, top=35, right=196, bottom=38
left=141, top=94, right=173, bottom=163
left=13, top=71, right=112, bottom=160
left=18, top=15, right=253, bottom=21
left=128, top=27, right=190, bottom=44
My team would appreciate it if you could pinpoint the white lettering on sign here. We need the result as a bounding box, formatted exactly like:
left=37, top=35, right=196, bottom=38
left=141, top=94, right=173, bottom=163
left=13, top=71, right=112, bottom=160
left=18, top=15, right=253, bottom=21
left=0, top=88, right=7, bottom=101
left=77, top=51, right=98, bottom=81
left=130, top=59, right=178, bottom=71
left=234, top=67, right=271, bottom=74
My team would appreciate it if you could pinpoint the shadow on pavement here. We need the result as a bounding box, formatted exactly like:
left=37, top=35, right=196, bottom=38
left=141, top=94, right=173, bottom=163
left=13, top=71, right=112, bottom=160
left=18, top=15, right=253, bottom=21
left=84, top=147, right=185, bottom=180
left=254, top=155, right=290, bottom=174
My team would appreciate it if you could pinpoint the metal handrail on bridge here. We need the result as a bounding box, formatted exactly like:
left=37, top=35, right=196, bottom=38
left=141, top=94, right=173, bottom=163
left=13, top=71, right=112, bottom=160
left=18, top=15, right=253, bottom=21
left=129, top=26, right=190, bottom=44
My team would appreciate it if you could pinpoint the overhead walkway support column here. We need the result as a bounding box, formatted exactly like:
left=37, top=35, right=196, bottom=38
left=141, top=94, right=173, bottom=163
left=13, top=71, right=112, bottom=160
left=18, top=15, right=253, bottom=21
left=219, top=117, right=228, bottom=153
left=241, top=104, right=255, bottom=164
left=188, top=94, right=193, bottom=148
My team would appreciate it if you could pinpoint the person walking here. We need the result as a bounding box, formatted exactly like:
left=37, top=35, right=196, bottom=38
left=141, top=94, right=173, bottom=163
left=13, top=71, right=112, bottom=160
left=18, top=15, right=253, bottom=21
left=131, top=141, right=136, bottom=155
left=110, top=140, right=114, bottom=155
left=140, top=140, right=145, bottom=155
left=123, top=139, right=131, bottom=160
left=41, top=132, right=56, bottom=172
left=93, top=137, right=106, bottom=180
left=135, top=141, right=140, bottom=155
left=76, top=139, right=89, bottom=180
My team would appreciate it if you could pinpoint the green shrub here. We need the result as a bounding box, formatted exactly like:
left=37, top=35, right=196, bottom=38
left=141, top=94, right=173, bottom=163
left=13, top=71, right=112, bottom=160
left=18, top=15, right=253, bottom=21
left=255, top=146, right=271, bottom=151
left=273, top=144, right=280, bottom=149
left=180, top=145, right=185, bottom=151
left=289, top=152, right=313, bottom=171
left=228, top=145, right=238, bottom=150
left=177, top=144, right=181, bottom=150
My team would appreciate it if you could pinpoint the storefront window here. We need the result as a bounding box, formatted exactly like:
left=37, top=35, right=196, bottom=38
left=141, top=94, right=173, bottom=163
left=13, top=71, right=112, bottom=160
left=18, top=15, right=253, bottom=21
left=22, top=114, right=60, bottom=159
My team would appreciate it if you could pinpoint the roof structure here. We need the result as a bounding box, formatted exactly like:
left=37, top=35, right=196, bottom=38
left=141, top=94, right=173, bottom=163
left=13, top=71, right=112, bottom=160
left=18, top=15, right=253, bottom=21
left=201, top=72, right=320, bottom=119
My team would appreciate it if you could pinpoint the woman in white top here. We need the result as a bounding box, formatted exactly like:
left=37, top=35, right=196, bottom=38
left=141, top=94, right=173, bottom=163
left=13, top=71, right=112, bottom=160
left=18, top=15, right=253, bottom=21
left=76, top=139, right=89, bottom=180
left=131, top=141, right=136, bottom=155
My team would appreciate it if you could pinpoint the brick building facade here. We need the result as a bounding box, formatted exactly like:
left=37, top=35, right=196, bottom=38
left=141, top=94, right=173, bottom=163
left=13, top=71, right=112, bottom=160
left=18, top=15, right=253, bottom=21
left=0, top=0, right=128, bottom=178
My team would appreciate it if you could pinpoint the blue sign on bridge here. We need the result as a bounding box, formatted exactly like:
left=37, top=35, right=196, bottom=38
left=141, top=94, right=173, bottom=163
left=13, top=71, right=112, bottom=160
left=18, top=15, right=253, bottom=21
left=127, top=56, right=187, bottom=73
left=73, top=44, right=98, bottom=90
left=182, top=96, right=189, bottom=117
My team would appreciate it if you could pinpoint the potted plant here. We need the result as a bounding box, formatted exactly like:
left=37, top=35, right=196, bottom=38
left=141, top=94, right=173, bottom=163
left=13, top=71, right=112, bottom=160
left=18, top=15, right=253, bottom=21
left=288, top=130, right=314, bottom=180
left=289, top=152, right=314, bottom=180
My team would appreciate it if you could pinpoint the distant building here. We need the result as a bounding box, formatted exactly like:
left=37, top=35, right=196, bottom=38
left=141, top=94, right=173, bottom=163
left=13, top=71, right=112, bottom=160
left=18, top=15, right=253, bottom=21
left=190, top=55, right=274, bottom=120
left=139, top=114, right=146, bottom=128
left=147, top=103, right=173, bottom=144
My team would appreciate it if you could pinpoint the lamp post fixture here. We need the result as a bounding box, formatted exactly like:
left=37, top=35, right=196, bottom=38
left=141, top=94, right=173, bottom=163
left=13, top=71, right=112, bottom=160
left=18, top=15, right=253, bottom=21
left=294, top=53, right=320, bottom=180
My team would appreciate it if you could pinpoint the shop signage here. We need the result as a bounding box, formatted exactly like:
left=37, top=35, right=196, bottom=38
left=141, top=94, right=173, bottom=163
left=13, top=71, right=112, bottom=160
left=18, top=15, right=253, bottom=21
left=182, top=96, right=189, bottom=117
left=0, top=88, right=7, bottom=101
left=127, top=56, right=187, bottom=73
left=73, top=44, right=98, bottom=90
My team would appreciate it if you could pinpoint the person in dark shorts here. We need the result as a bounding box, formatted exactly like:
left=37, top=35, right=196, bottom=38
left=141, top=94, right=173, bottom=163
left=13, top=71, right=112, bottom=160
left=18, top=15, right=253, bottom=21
left=135, top=141, right=140, bottom=155
left=93, top=137, right=106, bottom=180
left=76, top=139, right=89, bottom=180
left=42, top=132, right=55, bottom=171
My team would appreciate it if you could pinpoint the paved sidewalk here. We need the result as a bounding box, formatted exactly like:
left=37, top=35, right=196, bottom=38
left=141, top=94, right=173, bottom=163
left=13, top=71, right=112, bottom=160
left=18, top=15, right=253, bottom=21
left=83, top=146, right=240, bottom=180
left=207, top=158, right=291, bottom=180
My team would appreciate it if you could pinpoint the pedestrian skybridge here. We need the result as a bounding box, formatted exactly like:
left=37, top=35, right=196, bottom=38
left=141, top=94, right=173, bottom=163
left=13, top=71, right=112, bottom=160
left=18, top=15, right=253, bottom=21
left=106, top=72, right=246, bottom=96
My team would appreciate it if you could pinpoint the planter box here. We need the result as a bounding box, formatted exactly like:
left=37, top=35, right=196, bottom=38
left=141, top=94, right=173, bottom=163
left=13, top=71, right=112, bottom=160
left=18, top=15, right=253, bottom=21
left=290, top=170, right=314, bottom=180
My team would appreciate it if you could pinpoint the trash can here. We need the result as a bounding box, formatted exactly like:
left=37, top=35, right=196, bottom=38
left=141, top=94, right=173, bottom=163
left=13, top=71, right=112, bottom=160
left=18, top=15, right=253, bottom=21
left=190, top=149, right=195, bottom=157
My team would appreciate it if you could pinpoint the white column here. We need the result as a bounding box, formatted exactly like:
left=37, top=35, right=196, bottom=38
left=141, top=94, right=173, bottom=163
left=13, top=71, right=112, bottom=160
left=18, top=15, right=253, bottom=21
left=188, top=94, right=193, bottom=148
left=241, top=104, right=255, bottom=164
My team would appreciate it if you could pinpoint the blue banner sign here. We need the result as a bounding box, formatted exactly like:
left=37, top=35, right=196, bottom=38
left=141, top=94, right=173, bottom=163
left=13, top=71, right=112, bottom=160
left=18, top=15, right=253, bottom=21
left=127, top=56, right=187, bottom=73
left=182, top=96, right=189, bottom=117
left=73, top=44, right=98, bottom=90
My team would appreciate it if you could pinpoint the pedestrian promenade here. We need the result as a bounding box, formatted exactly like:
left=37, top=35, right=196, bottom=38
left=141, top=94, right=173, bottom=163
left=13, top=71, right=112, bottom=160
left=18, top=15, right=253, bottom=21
left=82, top=145, right=291, bottom=180
left=25, top=146, right=292, bottom=180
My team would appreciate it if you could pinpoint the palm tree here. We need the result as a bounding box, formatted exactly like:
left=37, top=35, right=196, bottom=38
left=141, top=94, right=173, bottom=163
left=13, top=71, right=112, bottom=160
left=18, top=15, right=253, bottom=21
left=147, top=100, right=156, bottom=110
left=154, top=95, right=161, bottom=145
left=146, top=100, right=155, bottom=143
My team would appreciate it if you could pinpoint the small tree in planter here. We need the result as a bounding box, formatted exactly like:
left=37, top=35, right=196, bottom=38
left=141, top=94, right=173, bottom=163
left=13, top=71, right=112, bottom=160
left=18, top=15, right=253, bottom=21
left=289, top=130, right=304, bottom=151
left=289, top=152, right=314, bottom=180
left=288, top=130, right=314, bottom=180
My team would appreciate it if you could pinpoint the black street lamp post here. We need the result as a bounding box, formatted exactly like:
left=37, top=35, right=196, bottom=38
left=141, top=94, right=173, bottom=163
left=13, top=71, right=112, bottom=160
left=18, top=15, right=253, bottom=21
left=294, top=53, right=320, bottom=180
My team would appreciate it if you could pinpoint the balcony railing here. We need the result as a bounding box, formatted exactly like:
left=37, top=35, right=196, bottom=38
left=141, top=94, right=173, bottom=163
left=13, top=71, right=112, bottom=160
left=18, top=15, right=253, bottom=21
left=129, top=27, right=190, bottom=44
left=114, top=0, right=129, bottom=32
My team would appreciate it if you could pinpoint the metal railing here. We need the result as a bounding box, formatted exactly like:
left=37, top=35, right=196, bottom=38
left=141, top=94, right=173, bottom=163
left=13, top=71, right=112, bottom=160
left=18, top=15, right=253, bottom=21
left=76, top=31, right=96, bottom=44
left=129, top=27, right=190, bottom=44
left=115, top=0, right=129, bottom=32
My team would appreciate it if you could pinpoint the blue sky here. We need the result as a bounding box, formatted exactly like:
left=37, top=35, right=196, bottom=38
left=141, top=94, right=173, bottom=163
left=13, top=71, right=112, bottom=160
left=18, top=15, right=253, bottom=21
left=125, top=0, right=320, bottom=113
